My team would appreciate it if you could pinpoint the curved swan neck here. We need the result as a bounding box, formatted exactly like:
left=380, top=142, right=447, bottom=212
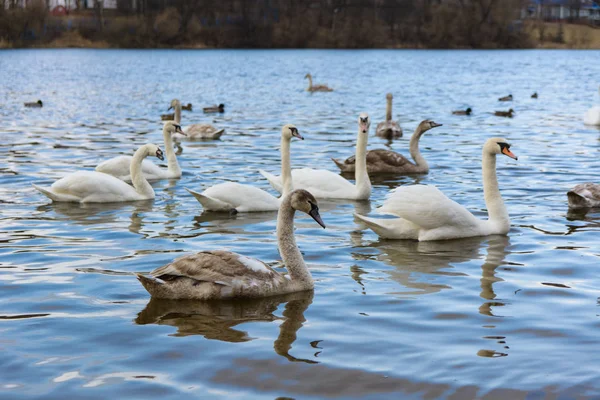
left=409, top=125, right=428, bottom=169
left=355, top=129, right=371, bottom=198
left=386, top=97, right=392, bottom=121
left=482, top=152, right=508, bottom=226
left=281, top=135, right=292, bottom=196
left=163, top=126, right=180, bottom=176
left=174, top=102, right=181, bottom=124
left=131, top=146, right=154, bottom=197
left=277, top=196, right=313, bottom=287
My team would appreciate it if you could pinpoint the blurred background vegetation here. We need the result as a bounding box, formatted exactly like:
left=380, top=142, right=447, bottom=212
left=1, top=0, right=599, bottom=49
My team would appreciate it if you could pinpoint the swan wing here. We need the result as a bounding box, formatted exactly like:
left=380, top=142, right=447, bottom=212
left=584, top=106, right=600, bottom=126
left=49, top=171, right=138, bottom=202
left=95, top=156, right=165, bottom=180
left=291, top=168, right=355, bottom=197
left=367, top=149, right=411, bottom=168
left=150, top=250, right=280, bottom=286
left=380, top=185, right=480, bottom=230
left=184, top=124, right=224, bottom=139
left=259, top=169, right=284, bottom=193
left=196, top=182, right=280, bottom=212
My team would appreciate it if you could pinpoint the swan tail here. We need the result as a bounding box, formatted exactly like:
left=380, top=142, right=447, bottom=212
left=32, top=184, right=80, bottom=202
left=567, top=191, right=590, bottom=209
left=331, top=157, right=349, bottom=172
left=136, top=273, right=163, bottom=296
left=354, top=213, right=416, bottom=240
left=258, top=169, right=283, bottom=193
left=212, top=129, right=225, bottom=139
left=186, top=188, right=232, bottom=211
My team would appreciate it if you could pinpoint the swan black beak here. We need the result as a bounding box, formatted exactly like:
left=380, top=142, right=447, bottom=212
left=502, top=147, right=518, bottom=160
left=174, top=124, right=187, bottom=136
left=432, top=122, right=443, bottom=128
left=167, top=106, right=173, bottom=111
left=309, top=208, right=326, bottom=229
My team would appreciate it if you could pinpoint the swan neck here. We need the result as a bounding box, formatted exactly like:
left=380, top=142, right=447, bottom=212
left=354, top=129, right=371, bottom=198
left=131, top=146, right=154, bottom=197
left=482, top=152, right=508, bottom=224
left=409, top=125, right=427, bottom=169
left=174, top=102, right=181, bottom=124
left=277, top=196, right=313, bottom=287
left=163, top=127, right=180, bottom=176
left=281, top=136, right=292, bottom=196
left=386, top=97, right=392, bottom=121
left=307, top=76, right=313, bottom=90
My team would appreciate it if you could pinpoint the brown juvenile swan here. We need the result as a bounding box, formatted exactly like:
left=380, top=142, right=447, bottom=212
left=376, top=93, right=402, bottom=139
left=137, top=189, right=326, bottom=299
left=305, top=73, right=333, bottom=92
left=332, top=119, right=442, bottom=175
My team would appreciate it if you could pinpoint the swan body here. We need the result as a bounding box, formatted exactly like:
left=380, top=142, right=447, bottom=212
left=187, top=124, right=302, bottom=212
left=166, top=99, right=225, bottom=140
left=33, top=144, right=164, bottom=203
left=305, top=73, right=333, bottom=92
left=332, top=120, right=441, bottom=175
left=495, top=109, right=514, bottom=118
left=453, top=108, right=472, bottom=115
left=355, top=138, right=517, bottom=241
left=376, top=93, right=402, bottom=139
left=137, top=189, right=326, bottom=300
left=584, top=107, right=600, bottom=126
left=24, top=100, right=43, bottom=108
left=203, top=103, right=224, bottom=113
left=261, top=113, right=372, bottom=200
left=567, top=183, right=600, bottom=208
left=95, top=122, right=185, bottom=181
left=498, top=94, right=513, bottom=101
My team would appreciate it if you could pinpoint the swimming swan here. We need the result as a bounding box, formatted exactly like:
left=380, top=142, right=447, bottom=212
left=355, top=138, right=518, bottom=241
left=33, top=144, right=164, bottom=203
left=584, top=86, right=600, bottom=126
left=168, top=99, right=225, bottom=140
left=305, top=73, right=333, bottom=92
left=375, top=93, right=402, bottom=139
left=261, top=113, right=372, bottom=200
left=186, top=124, right=303, bottom=213
left=332, top=120, right=442, bottom=175
left=136, top=189, right=326, bottom=299
left=567, top=183, right=600, bottom=209
left=95, top=122, right=185, bottom=181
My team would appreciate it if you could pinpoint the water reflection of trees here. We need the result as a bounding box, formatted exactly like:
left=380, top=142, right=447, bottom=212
left=135, top=291, right=317, bottom=364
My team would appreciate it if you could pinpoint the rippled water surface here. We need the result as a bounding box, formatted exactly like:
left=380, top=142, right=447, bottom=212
left=2, top=49, right=600, bottom=399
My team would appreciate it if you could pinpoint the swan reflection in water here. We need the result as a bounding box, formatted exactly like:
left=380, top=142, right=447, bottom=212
left=135, top=291, right=317, bottom=364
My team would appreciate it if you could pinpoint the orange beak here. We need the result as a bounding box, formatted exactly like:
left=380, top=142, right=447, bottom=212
left=502, top=147, right=518, bottom=160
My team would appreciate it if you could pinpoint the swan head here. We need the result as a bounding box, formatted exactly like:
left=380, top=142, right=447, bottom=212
left=282, top=124, right=303, bottom=141
left=167, top=99, right=180, bottom=111
left=164, top=121, right=186, bottom=137
left=386, top=93, right=393, bottom=100
left=358, top=113, right=370, bottom=134
left=145, top=144, right=164, bottom=161
left=290, top=189, right=325, bottom=229
left=485, top=138, right=517, bottom=160
left=420, top=119, right=442, bottom=133
left=304, top=73, right=311, bottom=79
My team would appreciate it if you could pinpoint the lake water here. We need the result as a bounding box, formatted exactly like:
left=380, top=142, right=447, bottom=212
left=1, top=49, right=600, bottom=399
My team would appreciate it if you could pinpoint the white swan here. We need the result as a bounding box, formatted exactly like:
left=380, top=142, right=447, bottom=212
left=584, top=86, right=600, bottom=126
left=186, top=124, right=303, bottom=213
left=33, top=144, right=164, bottom=203
left=95, top=122, right=185, bottom=181
left=136, top=189, right=326, bottom=299
left=167, top=99, right=225, bottom=140
left=355, top=138, right=518, bottom=241
left=260, top=113, right=372, bottom=200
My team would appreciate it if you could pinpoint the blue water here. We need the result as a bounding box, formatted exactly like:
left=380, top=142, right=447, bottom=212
left=1, top=49, right=600, bottom=399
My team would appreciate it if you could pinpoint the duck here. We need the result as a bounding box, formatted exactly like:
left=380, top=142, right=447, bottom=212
left=167, top=99, right=225, bottom=140
left=261, top=113, right=371, bottom=200
left=498, top=94, right=513, bottom=101
left=136, top=189, right=326, bottom=300
left=453, top=108, right=472, bottom=116
left=583, top=86, right=600, bottom=126
left=203, top=103, right=224, bottom=113
left=531, top=92, right=538, bottom=99
left=355, top=137, right=517, bottom=241
left=567, top=183, right=600, bottom=208
left=24, top=100, right=43, bottom=108
left=32, top=144, right=164, bottom=203
left=160, top=113, right=174, bottom=121
left=95, top=122, right=185, bottom=181
left=376, top=93, right=402, bottom=139
left=186, top=124, right=303, bottom=213
left=182, top=103, right=193, bottom=111
left=332, top=120, right=442, bottom=175
left=304, top=73, right=333, bottom=92
left=495, top=109, right=514, bottom=118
